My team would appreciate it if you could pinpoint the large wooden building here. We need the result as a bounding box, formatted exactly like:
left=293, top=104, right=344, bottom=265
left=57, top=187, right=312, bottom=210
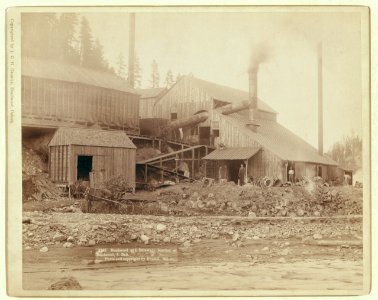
left=21, top=57, right=140, bottom=134
left=153, top=75, right=338, bottom=183
left=48, top=128, right=136, bottom=189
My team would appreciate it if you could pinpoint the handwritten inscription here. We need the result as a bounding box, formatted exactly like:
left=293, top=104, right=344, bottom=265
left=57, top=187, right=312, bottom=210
left=95, top=246, right=178, bottom=264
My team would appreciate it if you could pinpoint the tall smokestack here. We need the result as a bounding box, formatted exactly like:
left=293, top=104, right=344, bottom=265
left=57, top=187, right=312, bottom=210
left=128, top=13, right=135, bottom=88
left=247, top=42, right=270, bottom=132
left=317, top=42, right=323, bottom=155
left=247, top=66, right=259, bottom=132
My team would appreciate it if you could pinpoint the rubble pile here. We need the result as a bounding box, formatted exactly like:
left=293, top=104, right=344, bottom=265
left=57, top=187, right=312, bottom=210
left=99, top=175, right=134, bottom=196
left=22, top=145, right=47, bottom=176
left=153, top=181, right=363, bottom=217
left=22, top=145, right=64, bottom=202
left=23, top=173, right=65, bottom=202
left=22, top=212, right=362, bottom=250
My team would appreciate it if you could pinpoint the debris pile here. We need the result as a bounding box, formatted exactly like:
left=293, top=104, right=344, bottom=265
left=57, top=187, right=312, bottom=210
left=22, top=145, right=47, bottom=176
left=99, top=175, right=134, bottom=196
left=22, top=211, right=362, bottom=250
left=23, top=173, right=65, bottom=202
left=22, top=144, right=64, bottom=202
left=152, top=180, right=363, bottom=217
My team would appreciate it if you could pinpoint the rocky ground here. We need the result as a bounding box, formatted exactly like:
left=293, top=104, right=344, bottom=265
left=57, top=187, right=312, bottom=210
left=23, top=211, right=362, bottom=254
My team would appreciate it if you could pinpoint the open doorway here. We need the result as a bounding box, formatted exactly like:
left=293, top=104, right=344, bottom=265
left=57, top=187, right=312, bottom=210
left=77, top=155, right=93, bottom=181
left=228, top=160, right=243, bottom=184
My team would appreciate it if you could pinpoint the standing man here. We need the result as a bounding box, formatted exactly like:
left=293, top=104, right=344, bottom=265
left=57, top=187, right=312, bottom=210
left=288, top=167, right=295, bottom=183
left=238, top=164, right=246, bottom=186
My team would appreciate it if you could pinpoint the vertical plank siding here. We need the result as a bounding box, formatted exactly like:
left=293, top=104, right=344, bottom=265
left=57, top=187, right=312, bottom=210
left=50, top=145, right=135, bottom=186
left=21, top=76, right=140, bottom=132
left=153, top=77, right=213, bottom=127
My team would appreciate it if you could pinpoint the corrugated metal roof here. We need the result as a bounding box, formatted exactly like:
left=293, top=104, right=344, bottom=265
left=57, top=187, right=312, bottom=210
left=203, top=147, right=261, bottom=160
left=49, top=127, right=136, bottom=148
left=215, top=110, right=338, bottom=166
left=22, top=57, right=137, bottom=94
left=137, top=88, right=167, bottom=99
left=190, top=76, right=277, bottom=114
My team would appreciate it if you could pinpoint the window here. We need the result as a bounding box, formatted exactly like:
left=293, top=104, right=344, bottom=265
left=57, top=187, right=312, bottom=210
left=171, top=112, right=178, bottom=121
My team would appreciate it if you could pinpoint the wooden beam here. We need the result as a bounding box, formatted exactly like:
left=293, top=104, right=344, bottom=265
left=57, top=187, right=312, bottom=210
left=192, top=148, right=195, bottom=177
left=144, top=163, right=148, bottom=183
left=160, top=158, right=163, bottom=181
left=204, top=146, right=208, bottom=177
left=137, top=144, right=203, bottom=164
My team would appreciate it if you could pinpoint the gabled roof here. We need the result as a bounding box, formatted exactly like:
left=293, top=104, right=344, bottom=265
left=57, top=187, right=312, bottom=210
left=22, top=57, right=137, bottom=94
left=136, top=88, right=167, bottom=99
left=190, top=76, right=277, bottom=114
left=49, top=127, right=136, bottom=149
left=215, top=110, right=338, bottom=166
left=203, top=147, right=261, bottom=160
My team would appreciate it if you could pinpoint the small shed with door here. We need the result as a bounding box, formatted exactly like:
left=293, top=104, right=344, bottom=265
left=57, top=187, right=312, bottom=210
left=48, top=127, right=136, bottom=189
left=203, top=146, right=261, bottom=183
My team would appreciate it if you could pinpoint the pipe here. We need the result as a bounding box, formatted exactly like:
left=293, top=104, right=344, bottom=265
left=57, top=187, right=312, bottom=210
left=167, top=111, right=209, bottom=130
left=221, top=101, right=250, bottom=115
left=247, top=67, right=259, bottom=132
left=318, top=42, right=323, bottom=155
left=128, top=13, right=135, bottom=88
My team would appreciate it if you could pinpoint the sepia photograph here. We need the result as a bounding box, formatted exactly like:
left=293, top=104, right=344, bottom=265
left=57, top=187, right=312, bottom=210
left=5, top=4, right=371, bottom=297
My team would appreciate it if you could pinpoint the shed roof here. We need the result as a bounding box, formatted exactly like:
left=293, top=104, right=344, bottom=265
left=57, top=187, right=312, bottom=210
left=48, top=127, right=136, bottom=148
left=137, top=88, right=167, bottom=99
left=190, top=76, right=277, bottom=114
left=215, top=110, right=338, bottom=166
left=203, top=147, right=261, bottom=160
left=22, top=57, right=137, bottom=94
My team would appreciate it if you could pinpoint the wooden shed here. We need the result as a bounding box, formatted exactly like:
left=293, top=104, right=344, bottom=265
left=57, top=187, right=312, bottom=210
left=48, top=127, right=136, bottom=189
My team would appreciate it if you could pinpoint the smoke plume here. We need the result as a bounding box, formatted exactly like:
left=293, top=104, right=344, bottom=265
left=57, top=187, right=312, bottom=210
left=249, top=41, right=272, bottom=71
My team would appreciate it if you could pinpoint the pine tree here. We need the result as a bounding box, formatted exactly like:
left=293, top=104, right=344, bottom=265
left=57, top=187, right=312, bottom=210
left=79, top=16, right=93, bottom=68
left=134, top=55, right=142, bottom=88
left=150, top=59, right=160, bottom=88
left=327, top=133, right=362, bottom=171
left=175, top=73, right=183, bottom=83
left=165, top=70, right=174, bottom=88
left=92, top=38, right=108, bottom=70
left=56, top=13, right=80, bottom=64
left=116, top=52, right=127, bottom=79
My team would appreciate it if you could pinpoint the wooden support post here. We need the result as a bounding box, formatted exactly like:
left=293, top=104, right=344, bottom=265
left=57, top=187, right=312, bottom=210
left=160, top=158, right=163, bottom=181
left=197, top=148, right=201, bottom=170
left=204, top=146, right=208, bottom=177
left=175, top=154, right=178, bottom=171
left=144, top=164, right=148, bottom=183
left=152, top=139, right=155, bottom=149
left=245, top=159, right=248, bottom=183
left=191, top=149, right=195, bottom=177
left=181, top=144, right=184, bottom=159
left=158, top=140, right=162, bottom=152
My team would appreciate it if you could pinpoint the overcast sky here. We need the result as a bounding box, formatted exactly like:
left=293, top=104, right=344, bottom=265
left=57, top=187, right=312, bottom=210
left=83, top=9, right=364, bottom=152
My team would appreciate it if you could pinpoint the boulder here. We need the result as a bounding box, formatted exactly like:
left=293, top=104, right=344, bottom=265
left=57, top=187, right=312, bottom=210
left=156, top=224, right=167, bottom=232
left=63, top=242, right=73, bottom=248
left=53, top=233, right=67, bottom=242
left=40, top=246, right=48, bottom=253
left=48, top=276, right=82, bottom=290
